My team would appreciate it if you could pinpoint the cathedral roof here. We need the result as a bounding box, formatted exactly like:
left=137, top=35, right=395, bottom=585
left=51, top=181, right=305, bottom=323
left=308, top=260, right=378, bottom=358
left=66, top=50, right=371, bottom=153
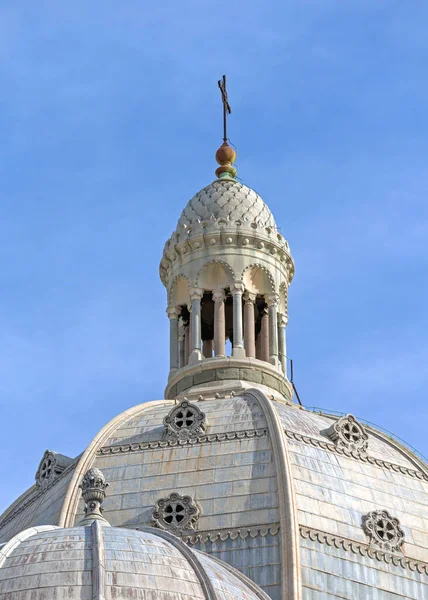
left=1, top=390, right=427, bottom=598
left=176, top=179, right=277, bottom=233
left=0, top=522, right=269, bottom=599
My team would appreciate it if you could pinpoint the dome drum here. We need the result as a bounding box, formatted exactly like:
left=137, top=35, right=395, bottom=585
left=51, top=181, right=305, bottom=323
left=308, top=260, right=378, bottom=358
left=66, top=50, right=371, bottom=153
left=164, top=355, right=294, bottom=400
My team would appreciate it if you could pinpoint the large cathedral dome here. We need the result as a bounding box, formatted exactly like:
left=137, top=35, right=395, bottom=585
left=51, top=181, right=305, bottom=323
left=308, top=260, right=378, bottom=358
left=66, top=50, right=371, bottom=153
left=0, top=135, right=427, bottom=600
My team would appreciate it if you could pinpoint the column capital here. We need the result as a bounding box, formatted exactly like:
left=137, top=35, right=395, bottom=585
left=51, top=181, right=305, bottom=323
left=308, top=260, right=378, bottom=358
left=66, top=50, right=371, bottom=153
left=243, top=291, right=256, bottom=304
left=166, top=306, right=181, bottom=319
left=212, top=288, right=226, bottom=303
left=278, top=313, right=288, bottom=327
left=231, top=282, right=245, bottom=295
left=190, top=287, right=204, bottom=301
left=266, top=292, right=279, bottom=307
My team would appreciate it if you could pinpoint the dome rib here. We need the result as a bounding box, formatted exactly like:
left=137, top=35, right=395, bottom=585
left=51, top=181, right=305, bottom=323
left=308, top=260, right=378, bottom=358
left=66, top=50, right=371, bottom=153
left=245, top=388, right=302, bottom=600
left=136, top=526, right=217, bottom=600
left=91, top=520, right=106, bottom=600
left=203, top=552, right=271, bottom=600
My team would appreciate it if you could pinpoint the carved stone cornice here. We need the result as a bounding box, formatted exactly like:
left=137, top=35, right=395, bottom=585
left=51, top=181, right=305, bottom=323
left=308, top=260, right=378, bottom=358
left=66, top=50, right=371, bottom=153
left=183, top=523, right=280, bottom=545
left=299, top=526, right=428, bottom=575
left=284, top=429, right=428, bottom=482
left=0, top=460, right=77, bottom=529
left=98, top=427, right=268, bottom=455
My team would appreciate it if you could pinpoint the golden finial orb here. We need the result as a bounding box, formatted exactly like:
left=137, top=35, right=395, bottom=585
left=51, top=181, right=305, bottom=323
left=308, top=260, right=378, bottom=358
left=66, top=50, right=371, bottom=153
left=215, top=141, right=237, bottom=179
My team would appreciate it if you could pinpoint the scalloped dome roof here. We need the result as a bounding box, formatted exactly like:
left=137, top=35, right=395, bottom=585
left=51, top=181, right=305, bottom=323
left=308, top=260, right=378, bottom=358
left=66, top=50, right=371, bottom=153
left=177, top=180, right=277, bottom=231
left=0, top=523, right=269, bottom=600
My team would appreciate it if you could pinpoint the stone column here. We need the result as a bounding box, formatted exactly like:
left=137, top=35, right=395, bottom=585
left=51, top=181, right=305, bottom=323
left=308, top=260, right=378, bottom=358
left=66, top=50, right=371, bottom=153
left=213, top=289, right=226, bottom=357
left=255, top=330, right=262, bottom=359
left=267, top=293, right=279, bottom=367
left=185, top=303, right=192, bottom=366
left=189, top=288, right=203, bottom=365
left=260, top=306, right=269, bottom=362
left=167, top=306, right=180, bottom=376
left=232, top=283, right=245, bottom=358
left=178, top=318, right=186, bottom=369
left=184, top=324, right=190, bottom=365
left=202, top=339, right=213, bottom=358
left=278, top=314, right=288, bottom=376
left=243, top=291, right=256, bottom=358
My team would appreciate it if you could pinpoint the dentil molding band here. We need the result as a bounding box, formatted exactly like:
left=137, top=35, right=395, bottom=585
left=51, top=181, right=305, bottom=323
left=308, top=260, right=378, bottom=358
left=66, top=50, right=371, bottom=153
left=98, top=427, right=268, bottom=455
left=300, top=525, right=428, bottom=575
left=183, top=523, right=280, bottom=544
left=284, top=429, right=428, bottom=482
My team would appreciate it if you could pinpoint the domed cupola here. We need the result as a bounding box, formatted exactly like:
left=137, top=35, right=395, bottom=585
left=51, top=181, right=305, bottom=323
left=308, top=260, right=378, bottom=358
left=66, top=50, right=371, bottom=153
left=159, top=138, right=294, bottom=400
left=0, top=468, right=269, bottom=600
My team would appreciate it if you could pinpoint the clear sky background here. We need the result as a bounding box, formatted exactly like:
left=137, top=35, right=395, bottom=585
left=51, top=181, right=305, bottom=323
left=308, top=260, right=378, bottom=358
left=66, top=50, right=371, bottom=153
left=0, top=1, right=427, bottom=512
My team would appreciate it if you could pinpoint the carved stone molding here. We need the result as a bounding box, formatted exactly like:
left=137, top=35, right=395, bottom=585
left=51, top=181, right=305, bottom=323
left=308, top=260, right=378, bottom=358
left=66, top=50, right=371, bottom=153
left=362, top=509, right=404, bottom=554
left=163, top=399, right=206, bottom=440
left=284, top=429, right=428, bottom=482
left=183, top=523, right=280, bottom=545
left=98, top=427, right=268, bottom=455
left=151, top=493, right=199, bottom=535
left=299, top=525, right=428, bottom=575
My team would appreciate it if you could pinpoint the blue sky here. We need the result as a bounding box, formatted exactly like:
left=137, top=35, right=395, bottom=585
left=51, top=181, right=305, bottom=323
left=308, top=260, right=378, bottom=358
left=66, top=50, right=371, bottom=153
left=0, top=1, right=427, bottom=511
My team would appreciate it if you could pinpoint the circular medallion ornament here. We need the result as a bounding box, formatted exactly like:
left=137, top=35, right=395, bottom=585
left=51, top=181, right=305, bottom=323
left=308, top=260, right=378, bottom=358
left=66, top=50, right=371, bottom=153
left=151, top=493, right=199, bottom=535
left=163, top=399, right=206, bottom=439
left=362, top=509, right=404, bottom=553
left=325, top=414, right=369, bottom=454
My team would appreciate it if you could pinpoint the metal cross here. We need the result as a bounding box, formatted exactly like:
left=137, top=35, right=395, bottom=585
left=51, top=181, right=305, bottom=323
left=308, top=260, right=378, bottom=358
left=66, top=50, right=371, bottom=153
left=218, top=75, right=231, bottom=142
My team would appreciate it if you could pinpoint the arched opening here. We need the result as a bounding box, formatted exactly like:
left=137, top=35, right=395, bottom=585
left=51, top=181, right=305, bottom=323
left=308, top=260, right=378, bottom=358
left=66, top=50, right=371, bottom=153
left=167, top=263, right=283, bottom=374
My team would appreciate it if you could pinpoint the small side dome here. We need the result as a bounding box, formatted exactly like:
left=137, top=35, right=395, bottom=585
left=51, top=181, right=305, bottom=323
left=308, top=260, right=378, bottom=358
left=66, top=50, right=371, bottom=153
left=0, top=523, right=270, bottom=600
left=176, top=180, right=277, bottom=234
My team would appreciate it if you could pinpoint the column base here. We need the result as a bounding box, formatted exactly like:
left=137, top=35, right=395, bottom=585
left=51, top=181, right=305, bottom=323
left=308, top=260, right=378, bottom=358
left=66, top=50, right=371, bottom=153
left=189, top=350, right=203, bottom=365
left=232, top=347, right=246, bottom=359
left=168, top=369, right=179, bottom=380
left=269, top=356, right=280, bottom=368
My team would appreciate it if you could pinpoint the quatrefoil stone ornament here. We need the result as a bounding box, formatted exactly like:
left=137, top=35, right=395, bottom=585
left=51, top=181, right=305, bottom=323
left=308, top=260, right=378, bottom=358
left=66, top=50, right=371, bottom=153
left=35, top=450, right=73, bottom=489
left=324, top=414, right=369, bottom=454
left=363, top=509, right=404, bottom=553
left=163, top=399, right=206, bottom=439
left=151, top=493, right=199, bottom=535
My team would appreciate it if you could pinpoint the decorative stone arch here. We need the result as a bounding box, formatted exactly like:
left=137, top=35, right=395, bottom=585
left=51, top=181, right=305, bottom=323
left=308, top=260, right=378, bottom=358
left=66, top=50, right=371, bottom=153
left=168, top=274, right=191, bottom=307
left=59, top=400, right=174, bottom=528
left=278, top=282, right=288, bottom=317
left=195, top=260, right=235, bottom=291
left=241, top=263, right=276, bottom=296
